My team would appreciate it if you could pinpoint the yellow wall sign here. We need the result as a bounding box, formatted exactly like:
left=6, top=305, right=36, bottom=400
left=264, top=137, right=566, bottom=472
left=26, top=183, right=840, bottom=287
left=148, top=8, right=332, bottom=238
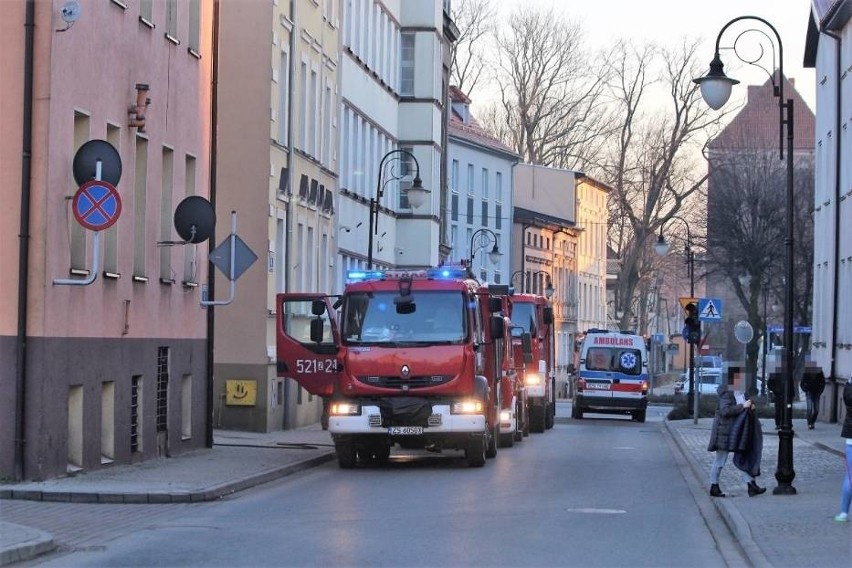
left=226, top=379, right=257, bottom=406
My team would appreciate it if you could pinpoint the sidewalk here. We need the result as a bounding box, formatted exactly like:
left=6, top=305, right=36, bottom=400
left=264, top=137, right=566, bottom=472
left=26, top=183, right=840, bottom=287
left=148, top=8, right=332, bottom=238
left=666, top=417, right=850, bottom=567
left=2, top=419, right=849, bottom=566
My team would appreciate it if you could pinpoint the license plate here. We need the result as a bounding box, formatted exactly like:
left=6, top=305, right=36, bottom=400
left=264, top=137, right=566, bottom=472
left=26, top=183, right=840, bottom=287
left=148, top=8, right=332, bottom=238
left=388, top=426, right=423, bottom=435
left=587, top=383, right=610, bottom=390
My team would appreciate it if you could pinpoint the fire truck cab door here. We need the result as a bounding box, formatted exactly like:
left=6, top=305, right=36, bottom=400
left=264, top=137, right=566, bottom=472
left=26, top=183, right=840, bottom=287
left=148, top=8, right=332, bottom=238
left=276, top=293, right=340, bottom=397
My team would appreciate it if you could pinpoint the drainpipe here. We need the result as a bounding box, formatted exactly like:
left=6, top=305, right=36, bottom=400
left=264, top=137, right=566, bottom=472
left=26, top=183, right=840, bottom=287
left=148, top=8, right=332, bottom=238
left=823, top=28, right=842, bottom=423
left=14, top=0, right=36, bottom=481
left=206, top=0, right=221, bottom=447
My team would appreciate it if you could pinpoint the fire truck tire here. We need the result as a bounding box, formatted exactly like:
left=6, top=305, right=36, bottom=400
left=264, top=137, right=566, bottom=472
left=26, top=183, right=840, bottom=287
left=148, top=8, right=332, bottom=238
left=486, top=424, right=498, bottom=458
left=366, top=445, right=391, bottom=463
left=545, top=403, right=555, bottom=429
left=513, top=428, right=523, bottom=442
left=529, top=406, right=545, bottom=433
left=633, top=409, right=646, bottom=423
left=523, top=416, right=530, bottom=436
left=335, top=442, right=357, bottom=469
left=466, top=435, right=486, bottom=467
left=499, top=429, right=515, bottom=448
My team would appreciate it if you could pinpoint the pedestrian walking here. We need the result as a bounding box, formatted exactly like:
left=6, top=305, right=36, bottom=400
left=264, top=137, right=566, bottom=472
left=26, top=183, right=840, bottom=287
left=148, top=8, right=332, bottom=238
left=799, top=356, right=826, bottom=429
left=707, top=370, right=766, bottom=497
left=835, top=381, right=852, bottom=523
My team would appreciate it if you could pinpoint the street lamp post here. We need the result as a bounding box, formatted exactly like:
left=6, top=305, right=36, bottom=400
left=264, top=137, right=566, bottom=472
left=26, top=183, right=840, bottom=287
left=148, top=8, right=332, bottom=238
left=694, top=15, right=797, bottom=495
left=368, top=149, right=427, bottom=269
left=655, top=215, right=697, bottom=422
left=511, top=270, right=524, bottom=291
left=468, top=228, right=502, bottom=277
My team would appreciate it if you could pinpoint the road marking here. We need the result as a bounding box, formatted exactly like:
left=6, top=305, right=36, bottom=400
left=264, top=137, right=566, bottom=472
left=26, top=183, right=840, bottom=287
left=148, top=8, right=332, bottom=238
left=565, top=508, right=627, bottom=514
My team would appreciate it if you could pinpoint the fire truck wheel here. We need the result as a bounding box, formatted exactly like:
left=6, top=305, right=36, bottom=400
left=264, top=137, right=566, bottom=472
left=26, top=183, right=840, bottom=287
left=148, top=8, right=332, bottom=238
left=499, top=429, right=515, bottom=448
left=513, top=428, right=523, bottom=442
left=466, top=435, right=486, bottom=467
left=545, top=404, right=555, bottom=429
left=485, top=424, right=498, bottom=458
left=365, top=445, right=391, bottom=463
left=335, top=441, right=357, bottom=469
left=633, top=409, right=646, bottom=423
left=530, top=406, right=545, bottom=433
left=523, top=416, right=530, bottom=436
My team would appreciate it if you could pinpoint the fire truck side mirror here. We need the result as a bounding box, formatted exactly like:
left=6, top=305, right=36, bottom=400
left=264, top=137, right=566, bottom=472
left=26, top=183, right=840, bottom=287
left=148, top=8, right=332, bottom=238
left=488, top=296, right=503, bottom=313
left=490, top=315, right=505, bottom=340
left=521, top=332, right=533, bottom=362
left=309, top=317, right=324, bottom=343
left=542, top=307, right=554, bottom=325
left=311, top=300, right=326, bottom=316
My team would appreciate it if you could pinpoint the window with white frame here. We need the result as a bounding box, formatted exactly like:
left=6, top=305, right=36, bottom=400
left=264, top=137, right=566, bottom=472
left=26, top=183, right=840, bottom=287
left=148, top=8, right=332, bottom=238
left=466, top=164, right=474, bottom=196
left=481, top=168, right=489, bottom=200
left=300, top=60, right=308, bottom=149
left=277, top=49, right=290, bottom=146
left=451, top=159, right=459, bottom=192
left=496, top=171, right=503, bottom=203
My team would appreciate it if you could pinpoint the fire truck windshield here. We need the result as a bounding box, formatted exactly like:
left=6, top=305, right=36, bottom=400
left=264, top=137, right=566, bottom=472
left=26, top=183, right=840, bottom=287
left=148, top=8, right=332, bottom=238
left=342, top=291, right=466, bottom=345
left=510, top=302, right=536, bottom=337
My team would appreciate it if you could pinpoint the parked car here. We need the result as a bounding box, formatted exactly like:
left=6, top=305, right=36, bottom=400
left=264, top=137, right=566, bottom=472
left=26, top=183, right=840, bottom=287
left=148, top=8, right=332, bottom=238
left=676, top=356, right=724, bottom=394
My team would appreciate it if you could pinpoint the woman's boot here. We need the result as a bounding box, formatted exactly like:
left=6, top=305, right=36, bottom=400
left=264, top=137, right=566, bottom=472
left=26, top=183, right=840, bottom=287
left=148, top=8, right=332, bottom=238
left=710, top=484, right=725, bottom=497
left=747, top=481, right=766, bottom=496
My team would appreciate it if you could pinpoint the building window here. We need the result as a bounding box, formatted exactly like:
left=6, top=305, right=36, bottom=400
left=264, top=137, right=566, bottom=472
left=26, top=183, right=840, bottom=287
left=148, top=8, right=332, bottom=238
left=400, top=33, right=415, bottom=95
left=103, top=124, right=121, bottom=276
left=101, top=381, right=115, bottom=462
left=156, top=347, right=169, bottom=433
left=496, top=171, right=503, bottom=203
left=181, top=374, right=192, bottom=440
left=188, top=0, right=200, bottom=53
left=398, top=146, right=415, bottom=209
left=466, top=164, right=474, bottom=196
left=131, top=375, right=142, bottom=453
left=481, top=168, right=489, bottom=200
left=140, top=0, right=153, bottom=24
left=183, top=155, right=197, bottom=284
left=277, top=49, right=290, bottom=145
left=165, top=0, right=178, bottom=40
left=133, top=135, right=148, bottom=279
left=71, top=113, right=90, bottom=273
left=451, top=159, right=459, bottom=192
left=159, top=146, right=174, bottom=283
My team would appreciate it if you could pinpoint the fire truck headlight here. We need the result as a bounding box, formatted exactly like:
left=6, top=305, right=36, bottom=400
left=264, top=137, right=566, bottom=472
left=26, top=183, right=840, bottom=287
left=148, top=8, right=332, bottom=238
left=525, top=373, right=542, bottom=386
left=330, top=402, right=361, bottom=416
left=451, top=400, right=483, bottom=414
left=499, top=410, right=511, bottom=422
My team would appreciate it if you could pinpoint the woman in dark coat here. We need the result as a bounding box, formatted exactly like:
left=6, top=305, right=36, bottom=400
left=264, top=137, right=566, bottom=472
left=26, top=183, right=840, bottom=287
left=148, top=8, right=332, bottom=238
left=707, top=372, right=766, bottom=497
left=800, top=357, right=826, bottom=429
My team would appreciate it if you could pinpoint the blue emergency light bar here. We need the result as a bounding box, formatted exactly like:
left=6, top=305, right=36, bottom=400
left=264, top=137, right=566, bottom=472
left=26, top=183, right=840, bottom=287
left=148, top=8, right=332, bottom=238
left=346, top=266, right=468, bottom=283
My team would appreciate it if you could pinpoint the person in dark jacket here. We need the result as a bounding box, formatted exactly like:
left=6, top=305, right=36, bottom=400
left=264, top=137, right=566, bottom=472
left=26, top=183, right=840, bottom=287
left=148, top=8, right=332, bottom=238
left=835, top=382, right=852, bottom=522
left=800, top=357, right=826, bottom=429
left=707, top=372, right=766, bottom=497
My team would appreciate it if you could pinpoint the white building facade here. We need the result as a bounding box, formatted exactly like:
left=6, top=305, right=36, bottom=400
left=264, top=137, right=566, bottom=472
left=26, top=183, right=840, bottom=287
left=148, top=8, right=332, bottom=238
left=576, top=176, right=610, bottom=334
left=336, top=1, right=452, bottom=279
left=446, top=87, right=519, bottom=282
left=805, top=0, right=851, bottom=423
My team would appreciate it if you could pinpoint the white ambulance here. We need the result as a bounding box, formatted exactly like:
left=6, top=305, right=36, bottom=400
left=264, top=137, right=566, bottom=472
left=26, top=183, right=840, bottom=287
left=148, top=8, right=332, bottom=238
left=572, top=330, right=649, bottom=423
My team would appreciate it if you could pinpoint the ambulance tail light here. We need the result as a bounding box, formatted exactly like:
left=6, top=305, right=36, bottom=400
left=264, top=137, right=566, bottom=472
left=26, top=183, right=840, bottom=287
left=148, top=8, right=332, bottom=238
left=641, top=380, right=649, bottom=394
left=576, top=378, right=587, bottom=392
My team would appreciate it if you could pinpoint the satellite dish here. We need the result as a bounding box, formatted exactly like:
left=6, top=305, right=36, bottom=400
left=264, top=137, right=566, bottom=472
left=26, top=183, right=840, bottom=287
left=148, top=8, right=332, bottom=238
left=174, top=196, right=215, bottom=244
left=734, top=320, right=754, bottom=344
left=61, top=1, right=81, bottom=23
left=72, top=140, right=122, bottom=186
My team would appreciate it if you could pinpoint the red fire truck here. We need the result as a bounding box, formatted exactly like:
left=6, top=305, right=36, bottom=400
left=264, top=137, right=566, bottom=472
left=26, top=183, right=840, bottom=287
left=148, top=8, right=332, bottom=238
left=509, top=293, right=556, bottom=433
left=275, top=266, right=512, bottom=467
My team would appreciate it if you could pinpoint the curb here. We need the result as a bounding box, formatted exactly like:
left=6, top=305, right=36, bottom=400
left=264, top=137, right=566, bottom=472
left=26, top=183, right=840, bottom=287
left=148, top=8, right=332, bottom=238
left=664, top=421, right=772, bottom=567
left=0, top=523, right=55, bottom=567
left=0, top=452, right=336, bottom=504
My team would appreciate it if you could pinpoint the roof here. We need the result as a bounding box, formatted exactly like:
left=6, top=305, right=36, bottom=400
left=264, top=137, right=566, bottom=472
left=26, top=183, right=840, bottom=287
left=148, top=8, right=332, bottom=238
left=707, top=75, right=815, bottom=152
left=448, top=86, right=519, bottom=159
left=804, top=0, right=851, bottom=67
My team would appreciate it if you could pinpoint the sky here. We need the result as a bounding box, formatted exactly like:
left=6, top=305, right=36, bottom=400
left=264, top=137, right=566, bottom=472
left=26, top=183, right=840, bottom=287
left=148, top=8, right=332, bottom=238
left=482, top=0, right=816, bottom=112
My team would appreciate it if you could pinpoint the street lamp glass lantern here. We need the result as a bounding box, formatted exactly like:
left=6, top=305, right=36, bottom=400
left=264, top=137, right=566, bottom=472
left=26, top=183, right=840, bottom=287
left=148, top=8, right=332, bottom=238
left=693, top=55, right=740, bottom=110
left=654, top=234, right=670, bottom=257
left=544, top=282, right=554, bottom=299
left=487, top=244, right=502, bottom=266
left=406, top=176, right=429, bottom=209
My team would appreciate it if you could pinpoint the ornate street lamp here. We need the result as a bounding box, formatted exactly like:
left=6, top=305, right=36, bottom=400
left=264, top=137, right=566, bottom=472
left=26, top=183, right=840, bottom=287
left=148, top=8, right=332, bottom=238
left=469, top=228, right=502, bottom=270
left=694, top=15, right=797, bottom=495
left=531, top=270, right=553, bottom=300
left=368, top=149, right=428, bottom=269
left=656, top=215, right=697, bottom=421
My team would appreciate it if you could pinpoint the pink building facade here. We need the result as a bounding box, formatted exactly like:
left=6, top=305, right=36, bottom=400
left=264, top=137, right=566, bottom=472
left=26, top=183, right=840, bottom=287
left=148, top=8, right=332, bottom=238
left=1, top=0, right=213, bottom=480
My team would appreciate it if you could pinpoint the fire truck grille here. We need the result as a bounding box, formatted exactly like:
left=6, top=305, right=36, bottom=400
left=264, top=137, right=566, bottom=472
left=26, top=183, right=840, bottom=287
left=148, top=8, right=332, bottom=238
left=356, top=375, right=452, bottom=389
left=368, top=414, right=382, bottom=427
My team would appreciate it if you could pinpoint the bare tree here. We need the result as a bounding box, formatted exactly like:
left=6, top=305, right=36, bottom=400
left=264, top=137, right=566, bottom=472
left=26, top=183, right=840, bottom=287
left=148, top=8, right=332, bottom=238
left=481, top=6, right=611, bottom=169
left=449, top=0, right=496, bottom=97
left=595, top=40, right=721, bottom=331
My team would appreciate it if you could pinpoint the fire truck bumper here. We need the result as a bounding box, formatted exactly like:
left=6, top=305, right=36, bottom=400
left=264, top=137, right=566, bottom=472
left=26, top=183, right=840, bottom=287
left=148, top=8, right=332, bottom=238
left=526, top=385, right=546, bottom=398
left=328, top=404, right=486, bottom=436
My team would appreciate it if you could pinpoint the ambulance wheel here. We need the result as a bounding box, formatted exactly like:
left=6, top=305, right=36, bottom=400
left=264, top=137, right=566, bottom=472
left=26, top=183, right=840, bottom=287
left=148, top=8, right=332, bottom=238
left=572, top=404, right=583, bottom=419
left=466, top=435, right=486, bottom=467
left=335, top=442, right=357, bottom=469
left=499, top=429, right=515, bottom=448
left=633, top=409, right=646, bottom=423
left=486, top=424, right=498, bottom=458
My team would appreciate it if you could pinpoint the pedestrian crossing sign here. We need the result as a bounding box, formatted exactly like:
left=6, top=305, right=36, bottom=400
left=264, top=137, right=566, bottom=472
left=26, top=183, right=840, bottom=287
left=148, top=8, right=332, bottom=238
left=698, top=298, right=723, bottom=321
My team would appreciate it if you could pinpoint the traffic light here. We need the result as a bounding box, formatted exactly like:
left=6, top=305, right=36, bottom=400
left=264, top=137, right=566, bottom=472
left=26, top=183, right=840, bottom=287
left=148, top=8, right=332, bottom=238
left=683, top=303, right=701, bottom=345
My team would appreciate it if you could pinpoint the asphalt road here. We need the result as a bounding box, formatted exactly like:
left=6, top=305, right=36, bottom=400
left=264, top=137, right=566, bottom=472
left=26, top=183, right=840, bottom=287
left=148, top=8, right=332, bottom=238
left=18, top=401, right=740, bottom=567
